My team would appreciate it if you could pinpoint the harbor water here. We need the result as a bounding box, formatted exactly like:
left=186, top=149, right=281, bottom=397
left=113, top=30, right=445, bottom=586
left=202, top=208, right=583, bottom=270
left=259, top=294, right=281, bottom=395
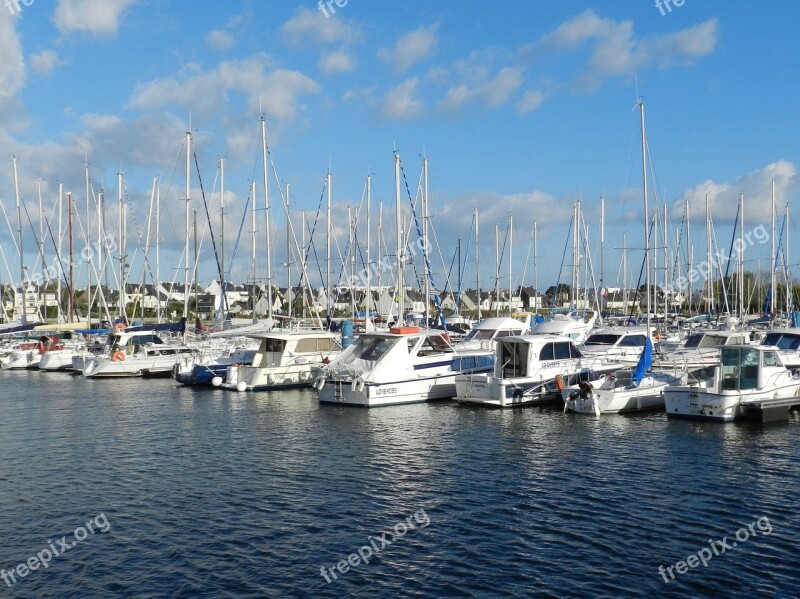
left=0, top=371, right=798, bottom=598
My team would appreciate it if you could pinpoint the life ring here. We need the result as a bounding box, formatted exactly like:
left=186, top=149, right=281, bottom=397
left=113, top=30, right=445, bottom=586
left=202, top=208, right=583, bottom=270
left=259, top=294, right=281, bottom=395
left=555, top=375, right=565, bottom=391
left=114, top=323, right=126, bottom=333
left=111, top=351, right=126, bottom=362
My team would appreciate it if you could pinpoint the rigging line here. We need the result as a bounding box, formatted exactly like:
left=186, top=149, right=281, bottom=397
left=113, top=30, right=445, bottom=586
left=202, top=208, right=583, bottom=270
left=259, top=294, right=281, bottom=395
left=399, top=157, right=444, bottom=325
left=193, top=148, right=228, bottom=316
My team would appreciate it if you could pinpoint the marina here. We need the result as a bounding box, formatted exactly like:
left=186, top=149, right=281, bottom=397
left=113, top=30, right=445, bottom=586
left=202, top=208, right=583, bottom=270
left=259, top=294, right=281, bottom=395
left=2, top=1, right=800, bottom=597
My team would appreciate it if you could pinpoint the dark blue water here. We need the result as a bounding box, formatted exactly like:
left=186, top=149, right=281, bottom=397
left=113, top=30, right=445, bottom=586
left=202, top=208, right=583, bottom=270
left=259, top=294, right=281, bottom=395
left=0, top=371, right=797, bottom=598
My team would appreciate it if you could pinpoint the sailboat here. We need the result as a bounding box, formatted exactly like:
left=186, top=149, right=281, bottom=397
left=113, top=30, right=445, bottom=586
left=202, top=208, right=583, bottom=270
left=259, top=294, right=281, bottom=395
left=564, top=100, right=686, bottom=415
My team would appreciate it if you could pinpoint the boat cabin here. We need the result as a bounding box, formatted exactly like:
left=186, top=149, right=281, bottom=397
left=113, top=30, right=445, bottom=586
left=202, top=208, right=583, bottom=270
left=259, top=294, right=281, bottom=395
left=719, top=345, right=784, bottom=392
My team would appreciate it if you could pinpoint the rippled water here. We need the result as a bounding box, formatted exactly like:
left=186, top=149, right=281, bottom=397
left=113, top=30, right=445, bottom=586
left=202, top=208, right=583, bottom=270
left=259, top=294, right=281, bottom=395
left=0, top=370, right=798, bottom=598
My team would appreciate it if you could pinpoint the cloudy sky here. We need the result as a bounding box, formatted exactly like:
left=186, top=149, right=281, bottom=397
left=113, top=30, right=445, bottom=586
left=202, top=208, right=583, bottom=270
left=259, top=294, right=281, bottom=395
left=1, top=0, right=798, bottom=296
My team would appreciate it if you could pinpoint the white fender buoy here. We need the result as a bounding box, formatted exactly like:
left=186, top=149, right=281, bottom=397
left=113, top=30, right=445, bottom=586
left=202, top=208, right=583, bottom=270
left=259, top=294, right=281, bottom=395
left=237, top=381, right=247, bottom=392
left=211, top=376, right=223, bottom=387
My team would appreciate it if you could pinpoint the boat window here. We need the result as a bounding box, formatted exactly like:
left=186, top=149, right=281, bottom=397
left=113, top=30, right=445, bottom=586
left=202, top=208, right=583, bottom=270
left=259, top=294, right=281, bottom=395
left=740, top=349, right=759, bottom=390
left=684, top=334, right=703, bottom=348
left=539, top=343, right=555, bottom=361
left=699, top=335, right=726, bottom=349
left=554, top=343, right=572, bottom=360
left=763, top=351, right=779, bottom=367
left=584, top=334, right=620, bottom=346
left=355, top=337, right=398, bottom=361
left=494, top=330, right=520, bottom=338
left=764, top=333, right=800, bottom=350
left=419, top=336, right=453, bottom=355
left=618, top=335, right=646, bottom=347
left=295, top=337, right=338, bottom=353
left=569, top=344, right=583, bottom=359
left=263, top=338, right=287, bottom=353
left=500, top=341, right=528, bottom=378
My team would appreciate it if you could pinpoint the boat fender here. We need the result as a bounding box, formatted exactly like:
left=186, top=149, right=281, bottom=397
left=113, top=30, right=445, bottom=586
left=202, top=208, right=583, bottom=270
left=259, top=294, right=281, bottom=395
left=315, top=377, right=326, bottom=391
left=353, top=377, right=365, bottom=393
left=112, top=351, right=126, bottom=362
left=555, top=375, right=565, bottom=391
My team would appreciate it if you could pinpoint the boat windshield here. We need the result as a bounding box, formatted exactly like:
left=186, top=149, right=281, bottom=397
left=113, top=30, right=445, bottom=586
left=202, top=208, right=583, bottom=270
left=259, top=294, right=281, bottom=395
left=763, top=333, right=800, bottom=350
left=721, top=347, right=760, bottom=390
left=464, top=329, right=494, bottom=341
left=353, top=337, right=399, bottom=362
left=686, top=334, right=729, bottom=349
left=584, top=334, right=621, bottom=346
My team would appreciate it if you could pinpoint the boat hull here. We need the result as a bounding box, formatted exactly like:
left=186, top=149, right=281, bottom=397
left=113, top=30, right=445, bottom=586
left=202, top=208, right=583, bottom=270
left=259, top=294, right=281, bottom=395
left=665, top=383, right=800, bottom=422
left=317, top=373, right=461, bottom=407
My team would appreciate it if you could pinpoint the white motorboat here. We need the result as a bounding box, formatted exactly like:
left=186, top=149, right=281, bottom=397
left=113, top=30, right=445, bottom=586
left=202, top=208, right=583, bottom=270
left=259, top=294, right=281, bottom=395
left=38, top=334, right=89, bottom=371
left=653, top=329, right=751, bottom=372
left=220, top=330, right=340, bottom=391
left=454, top=334, right=620, bottom=407
left=83, top=327, right=196, bottom=378
left=664, top=345, right=800, bottom=422
left=530, top=310, right=597, bottom=342
left=759, top=329, right=800, bottom=371
left=579, top=327, right=653, bottom=366
left=0, top=341, right=42, bottom=370
left=315, top=326, right=493, bottom=407
left=451, top=316, right=529, bottom=351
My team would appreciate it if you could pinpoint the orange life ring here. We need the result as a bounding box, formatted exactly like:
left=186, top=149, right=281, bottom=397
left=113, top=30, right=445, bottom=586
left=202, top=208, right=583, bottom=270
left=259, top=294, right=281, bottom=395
left=555, top=375, right=565, bottom=391
left=114, top=323, right=126, bottom=333
left=111, top=351, right=126, bottom=362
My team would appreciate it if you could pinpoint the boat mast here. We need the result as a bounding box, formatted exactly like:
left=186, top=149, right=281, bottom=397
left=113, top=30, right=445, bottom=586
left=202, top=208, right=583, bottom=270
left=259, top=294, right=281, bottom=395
left=639, top=100, right=651, bottom=335
left=475, top=207, right=480, bottom=320
left=394, top=152, right=404, bottom=322
left=85, top=161, right=91, bottom=327
left=771, top=179, right=775, bottom=318
left=739, top=192, right=745, bottom=320
left=786, top=203, right=791, bottom=315
left=600, top=196, right=605, bottom=318
left=37, top=180, right=44, bottom=321
left=706, top=190, right=712, bottom=316
left=68, top=192, right=75, bottom=322
left=250, top=180, right=257, bottom=324
left=183, top=130, right=191, bottom=319
left=366, top=175, right=372, bottom=331
left=494, top=222, right=499, bottom=317
left=508, top=215, right=513, bottom=316
left=57, top=183, right=63, bottom=323
left=118, top=172, right=125, bottom=323
left=533, top=219, right=538, bottom=307
left=685, top=197, right=691, bottom=315
left=286, top=181, right=291, bottom=320
left=326, top=169, right=332, bottom=326
left=12, top=155, right=24, bottom=323
left=261, top=116, right=273, bottom=322
left=220, top=157, right=225, bottom=321
left=423, top=157, right=430, bottom=325
left=155, top=181, right=161, bottom=323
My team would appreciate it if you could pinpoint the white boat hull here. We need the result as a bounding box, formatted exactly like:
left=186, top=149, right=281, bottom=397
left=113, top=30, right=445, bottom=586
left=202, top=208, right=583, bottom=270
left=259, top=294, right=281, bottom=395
left=665, top=382, right=800, bottom=422
left=83, top=352, right=193, bottom=378
left=1, top=351, right=40, bottom=370
left=39, top=350, right=82, bottom=371
left=317, top=373, right=457, bottom=407
left=221, top=363, right=322, bottom=391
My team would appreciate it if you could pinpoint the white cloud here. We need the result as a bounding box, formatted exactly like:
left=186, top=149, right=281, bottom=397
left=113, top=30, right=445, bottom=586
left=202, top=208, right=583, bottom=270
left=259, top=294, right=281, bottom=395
left=380, top=77, right=424, bottom=121
left=280, top=7, right=357, bottom=46
left=319, top=50, right=356, bottom=75
left=378, top=25, right=438, bottom=74
left=516, top=90, right=544, bottom=114
left=0, top=14, right=25, bottom=101
left=54, top=0, right=139, bottom=37
left=521, top=10, right=718, bottom=91
left=207, top=29, right=234, bottom=51
left=440, top=67, right=523, bottom=111
left=671, top=160, right=798, bottom=225
left=30, top=50, right=68, bottom=75
left=128, top=54, right=320, bottom=122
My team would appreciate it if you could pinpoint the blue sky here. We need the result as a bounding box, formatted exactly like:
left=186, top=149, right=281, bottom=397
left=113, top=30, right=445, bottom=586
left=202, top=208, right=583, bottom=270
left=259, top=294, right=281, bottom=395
left=1, top=0, right=798, bottom=297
